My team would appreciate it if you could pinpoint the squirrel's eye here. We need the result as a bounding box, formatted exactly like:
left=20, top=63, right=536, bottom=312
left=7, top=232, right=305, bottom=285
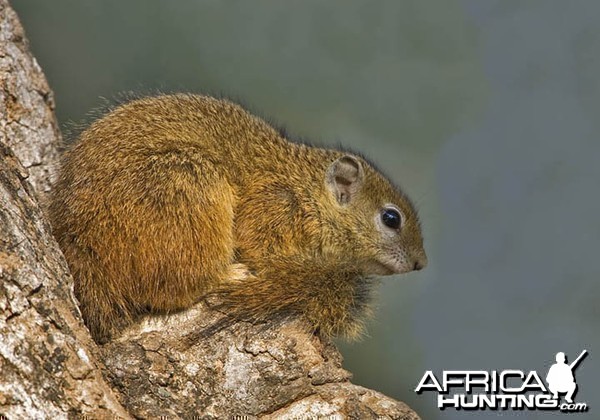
left=381, top=208, right=401, bottom=229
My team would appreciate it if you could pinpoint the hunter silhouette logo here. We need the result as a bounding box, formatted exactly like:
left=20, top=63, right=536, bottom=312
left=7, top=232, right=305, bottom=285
left=415, top=349, right=589, bottom=412
left=546, top=350, right=587, bottom=403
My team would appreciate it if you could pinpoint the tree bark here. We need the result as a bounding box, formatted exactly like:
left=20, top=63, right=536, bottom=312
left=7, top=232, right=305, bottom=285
left=0, top=1, right=420, bottom=418
left=0, top=2, right=59, bottom=199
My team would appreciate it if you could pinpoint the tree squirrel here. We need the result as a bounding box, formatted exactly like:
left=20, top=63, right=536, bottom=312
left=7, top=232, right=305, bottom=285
left=49, top=94, right=427, bottom=343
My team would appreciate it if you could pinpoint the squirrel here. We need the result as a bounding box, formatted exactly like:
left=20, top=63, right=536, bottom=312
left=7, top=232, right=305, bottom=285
left=49, top=94, right=427, bottom=344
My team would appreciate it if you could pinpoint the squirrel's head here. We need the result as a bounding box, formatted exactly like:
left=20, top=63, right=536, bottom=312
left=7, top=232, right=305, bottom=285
left=323, top=154, right=427, bottom=276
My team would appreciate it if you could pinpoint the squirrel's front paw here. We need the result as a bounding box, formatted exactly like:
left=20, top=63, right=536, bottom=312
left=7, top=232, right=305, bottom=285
left=227, top=263, right=256, bottom=283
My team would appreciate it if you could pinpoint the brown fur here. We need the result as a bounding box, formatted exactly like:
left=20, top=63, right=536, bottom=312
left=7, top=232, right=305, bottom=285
left=49, top=94, right=427, bottom=343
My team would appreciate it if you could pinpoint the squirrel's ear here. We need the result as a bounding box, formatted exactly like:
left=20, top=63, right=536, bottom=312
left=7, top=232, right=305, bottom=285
left=326, top=155, right=364, bottom=205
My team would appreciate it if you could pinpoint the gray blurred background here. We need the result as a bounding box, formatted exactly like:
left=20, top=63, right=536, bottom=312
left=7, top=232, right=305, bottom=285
left=13, top=1, right=599, bottom=418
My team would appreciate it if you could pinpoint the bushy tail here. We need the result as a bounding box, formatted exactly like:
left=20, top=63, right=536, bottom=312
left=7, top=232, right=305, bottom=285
left=194, top=255, right=376, bottom=342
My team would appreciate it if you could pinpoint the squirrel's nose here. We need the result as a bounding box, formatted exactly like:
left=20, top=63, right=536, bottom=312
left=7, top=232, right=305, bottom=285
left=413, top=256, right=427, bottom=271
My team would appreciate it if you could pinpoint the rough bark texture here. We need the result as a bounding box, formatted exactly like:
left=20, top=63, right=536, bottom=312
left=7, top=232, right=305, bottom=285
left=103, top=306, right=419, bottom=419
left=0, top=1, right=59, bottom=199
left=0, top=1, right=420, bottom=418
